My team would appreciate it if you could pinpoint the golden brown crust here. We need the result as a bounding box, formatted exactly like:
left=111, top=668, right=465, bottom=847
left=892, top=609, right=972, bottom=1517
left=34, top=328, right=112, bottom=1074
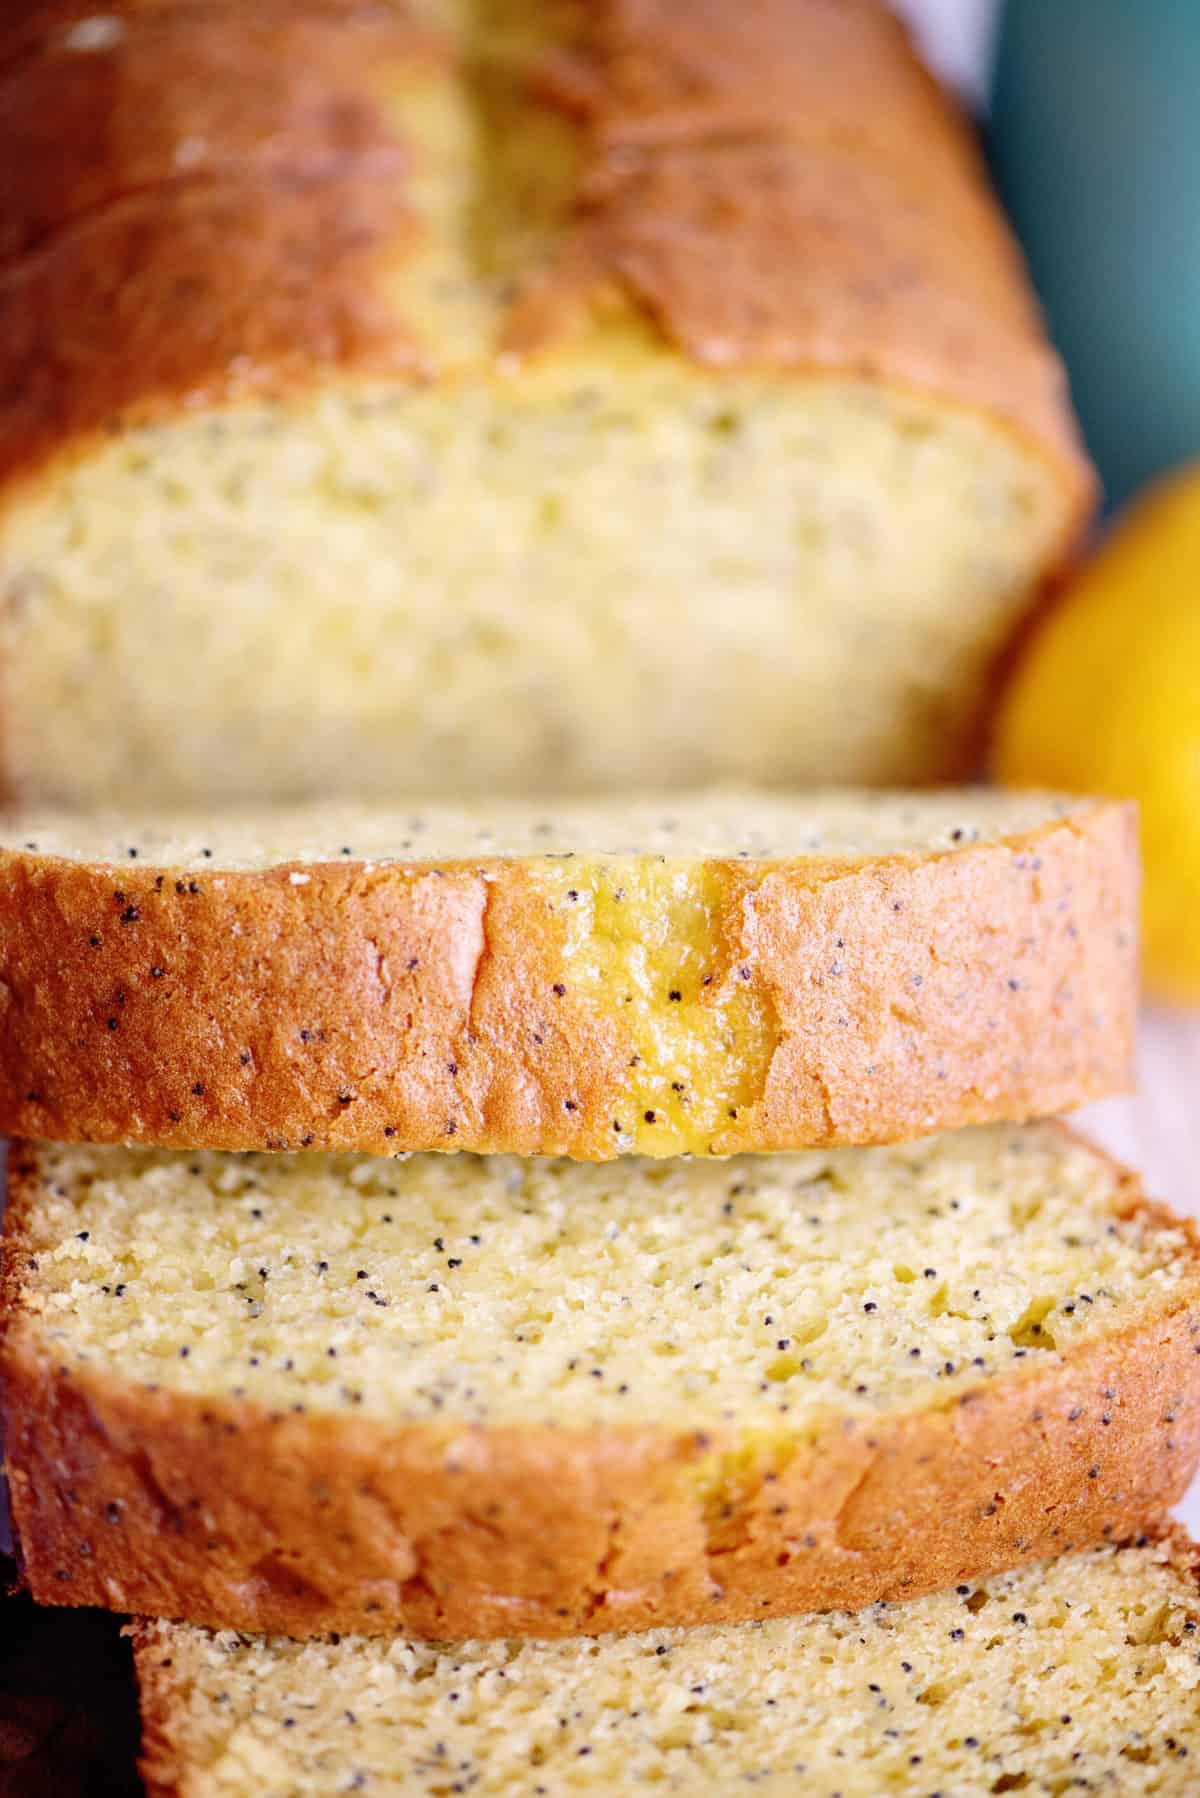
left=0, top=805, right=1138, bottom=1157
left=0, top=176, right=424, bottom=494
left=525, top=0, right=1091, bottom=532
left=0, top=12, right=435, bottom=263
left=503, top=141, right=1085, bottom=495
left=4, top=1144, right=1199, bottom=1642
left=0, top=7, right=436, bottom=492
left=5, top=2, right=399, bottom=53
left=533, top=0, right=968, bottom=157
left=0, top=0, right=1093, bottom=540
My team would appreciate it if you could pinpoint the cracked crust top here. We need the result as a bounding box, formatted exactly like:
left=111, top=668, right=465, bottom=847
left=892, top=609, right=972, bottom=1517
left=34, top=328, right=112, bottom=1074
left=0, top=0, right=1091, bottom=530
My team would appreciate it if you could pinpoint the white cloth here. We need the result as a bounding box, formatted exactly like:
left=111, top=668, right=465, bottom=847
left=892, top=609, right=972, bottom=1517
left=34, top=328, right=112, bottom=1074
left=890, top=0, right=1001, bottom=108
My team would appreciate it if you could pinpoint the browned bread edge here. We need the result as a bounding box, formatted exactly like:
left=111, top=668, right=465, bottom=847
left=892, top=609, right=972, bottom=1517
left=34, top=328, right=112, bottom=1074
left=4, top=1129, right=1198, bottom=1641
left=124, top=1522, right=1200, bottom=1798
left=0, top=803, right=1139, bottom=1157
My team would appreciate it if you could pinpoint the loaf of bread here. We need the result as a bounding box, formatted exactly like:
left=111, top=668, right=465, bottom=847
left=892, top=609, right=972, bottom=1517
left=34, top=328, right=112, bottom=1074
left=0, top=0, right=1092, bottom=806
left=132, top=1532, right=1200, bottom=1796
left=6, top=1124, right=1198, bottom=1640
left=0, top=790, right=1137, bottom=1156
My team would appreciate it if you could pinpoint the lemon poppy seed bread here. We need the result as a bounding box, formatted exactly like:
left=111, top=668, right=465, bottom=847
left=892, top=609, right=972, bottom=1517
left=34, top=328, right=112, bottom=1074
left=5, top=1124, right=1199, bottom=1640
left=0, top=0, right=1092, bottom=806
left=132, top=1533, right=1200, bottom=1797
left=0, top=790, right=1137, bottom=1157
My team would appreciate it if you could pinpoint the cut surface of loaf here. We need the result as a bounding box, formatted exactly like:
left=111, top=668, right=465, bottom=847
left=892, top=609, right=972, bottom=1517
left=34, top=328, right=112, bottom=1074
left=5, top=1125, right=1199, bottom=1639
left=132, top=1534, right=1200, bottom=1797
left=0, top=791, right=1138, bottom=1156
left=0, top=0, right=1091, bottom=805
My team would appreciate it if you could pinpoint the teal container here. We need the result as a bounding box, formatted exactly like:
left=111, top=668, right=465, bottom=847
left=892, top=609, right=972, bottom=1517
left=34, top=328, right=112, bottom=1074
left=990, top=0, right=1200, bottom=508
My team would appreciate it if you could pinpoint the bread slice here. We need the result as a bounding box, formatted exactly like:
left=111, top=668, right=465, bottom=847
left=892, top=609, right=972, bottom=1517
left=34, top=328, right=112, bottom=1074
left=5, top=1124, right=1198, bottom=1641
left=131, top=1532, right=1200, bottom=1797
left=0, top=791, right=1137, bottom=1157
left=0, top=2, right=1092, bottom=807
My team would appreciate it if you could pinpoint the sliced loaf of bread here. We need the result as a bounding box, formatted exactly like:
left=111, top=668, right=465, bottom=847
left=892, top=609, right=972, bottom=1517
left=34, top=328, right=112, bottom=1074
left=0, top=1, right=1091, bottom=807
left=5, top=1125, right=1198, bottom=1640
left=0, top=791, right=1137, bottom=1156
left=132, top=1533, right=1200, bottom=1797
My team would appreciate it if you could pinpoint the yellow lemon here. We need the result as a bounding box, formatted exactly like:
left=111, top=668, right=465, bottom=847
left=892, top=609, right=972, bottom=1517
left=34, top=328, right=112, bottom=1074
left=994, top=462, right=1200, bottom=1003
